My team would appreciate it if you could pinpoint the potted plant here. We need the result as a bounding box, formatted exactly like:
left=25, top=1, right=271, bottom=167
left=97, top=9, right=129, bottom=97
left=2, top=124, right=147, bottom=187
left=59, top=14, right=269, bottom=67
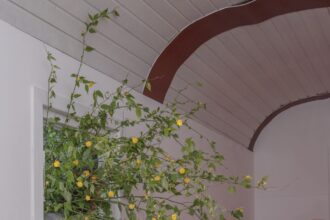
left=43, top=8, right=267, bottom=220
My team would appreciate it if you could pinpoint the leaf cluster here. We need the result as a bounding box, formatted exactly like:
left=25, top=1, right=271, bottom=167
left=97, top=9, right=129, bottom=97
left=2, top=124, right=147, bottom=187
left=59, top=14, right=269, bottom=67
left=44, top=9, right=267, bottom=220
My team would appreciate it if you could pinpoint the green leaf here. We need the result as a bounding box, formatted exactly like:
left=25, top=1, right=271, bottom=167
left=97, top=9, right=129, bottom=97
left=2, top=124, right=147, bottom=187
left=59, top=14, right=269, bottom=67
left=89, top=27, right=96, bottom=33
left=112, top=9, right=120, bottom=17
left=88, top=13, right=93, bottom=21
left=94, top=90, right=103, bottom=98
left=73, top=94, right=81, bottom=98
left=85, top=84, right=89, bottom=93
left=62, top=189, right=72, bottom=202
left=228, top=185, right=236, bottom=193
left=85, top=46, right=95, bottom=52
left=93, top=90, right=104, bottom=106
left=135, top=106, right=142, bottom=118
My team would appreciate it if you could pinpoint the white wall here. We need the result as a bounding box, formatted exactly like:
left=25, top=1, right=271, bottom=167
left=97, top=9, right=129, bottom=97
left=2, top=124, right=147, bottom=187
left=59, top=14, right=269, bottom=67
left=254, top=100, right=330, bottom=220
left=0, top=19, right=253, bottom=220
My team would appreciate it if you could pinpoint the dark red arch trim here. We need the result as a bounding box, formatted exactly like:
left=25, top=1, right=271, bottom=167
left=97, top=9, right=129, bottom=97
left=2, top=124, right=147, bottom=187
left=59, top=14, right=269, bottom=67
left=249, top=93, right=330, bottom=151
left=143, top=0, right=330, bottom=103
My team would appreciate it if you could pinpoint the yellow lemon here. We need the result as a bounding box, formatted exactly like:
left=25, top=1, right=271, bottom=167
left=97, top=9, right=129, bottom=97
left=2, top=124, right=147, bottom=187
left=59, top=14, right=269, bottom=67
left=144, top=191, right=150, bottom=200
left=85, top=141, right=93, bottom=148
left=131, top=137, right=139, bottom=144
left=153, top=176, right=161, bottom=182
left=76, top=181, right=83, bottom=188
left=171, top=213, right=177, bottom=220
left=91, top=175, right=97, bottom=183
left=183, top=177, right=190, bottom=184
left=244, top=175, right=252, bottom=181
left=85, top=195, right=91, bottom=201
left=176, top=119, right=183, bottom=127
left=53, top=160, right=61, bottom=168
left=72, top=160, right=79, bottom=166
left=151, top=217, right=157, bottom=220
left=128, top=203, right=135, bottom=210
left=136, top=159, right=142, bottom=166
left=178, top=167, right=186, bottom=175
left=88, top=81, right=95, bottom=88
left=236, top=208, right=244, bottom=213
left=83, top=170, right=90, bottom=177
left=107, top=191, right=115, bottom=198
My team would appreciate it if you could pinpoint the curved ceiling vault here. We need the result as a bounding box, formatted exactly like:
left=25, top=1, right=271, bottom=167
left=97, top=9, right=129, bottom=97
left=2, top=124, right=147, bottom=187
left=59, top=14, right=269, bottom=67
left=143, top=0, right=330, bottom=151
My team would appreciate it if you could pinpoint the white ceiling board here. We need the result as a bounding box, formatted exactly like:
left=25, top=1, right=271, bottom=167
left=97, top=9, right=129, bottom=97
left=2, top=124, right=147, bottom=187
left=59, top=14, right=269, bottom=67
left=257, top=20, right=314, bottom=97
left=205, top=38, right=276, bottom=118
left=183, top=55, right=270, bottom=118
left=182, top=87, right=254, bottom=138
left=86, top=34, right=150, bottom=78
left=299, top=10, right=330, bottom=91
left=188, top=47, right=273, bottom=114
left=209, top=0, right=230, bottom=9
left=86, top=0, right=167, bottom=52
left=242, top=25, right=304, bottom=100
left=11, top=0, right=150, bottom=79
left=230, top=27, right=294, bottom=104
left=166, top=0, right=201, bottom=22
left=51, top=0, right=158, bottom=65
left=272, top=14, right=325, bottom=94
left=215, top=31, right=285, bottom=109
left=314, top=8, right=330, bottom=54
left=0, top=0, right=143, bottom=90
left=165, top=90, right=251, bottom=147
left=205, top=38, right=280, bottom=113
left=168, top=73, right=254, bottom=138
left=174, top=67, right=260, bottom=129
left=285, top=12, right=328, bottom=92
left=314, top=8, right=330, bottom=90
left=142, top=0, right=188, bottom=31
left=114, top=0, right=178, bottom=41
left=189, top=0, right=217, bottom=15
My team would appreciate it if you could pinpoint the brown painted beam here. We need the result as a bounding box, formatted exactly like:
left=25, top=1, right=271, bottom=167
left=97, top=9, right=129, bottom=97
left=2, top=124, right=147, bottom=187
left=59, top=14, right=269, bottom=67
left=143, top=0, right=330, bottom=103
left=249, top=93, right=330, bottom=151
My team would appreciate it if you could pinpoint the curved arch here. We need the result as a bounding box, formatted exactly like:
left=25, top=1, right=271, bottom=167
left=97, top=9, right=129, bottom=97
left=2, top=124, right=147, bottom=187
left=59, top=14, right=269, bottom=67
left=143, top=0, right=330, bottom=103
left=249, top=93, right=330, bottom=151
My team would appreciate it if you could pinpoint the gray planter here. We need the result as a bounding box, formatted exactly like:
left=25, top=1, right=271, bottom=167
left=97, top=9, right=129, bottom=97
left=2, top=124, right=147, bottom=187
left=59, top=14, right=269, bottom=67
left=44, top=213, right=64, bottom=220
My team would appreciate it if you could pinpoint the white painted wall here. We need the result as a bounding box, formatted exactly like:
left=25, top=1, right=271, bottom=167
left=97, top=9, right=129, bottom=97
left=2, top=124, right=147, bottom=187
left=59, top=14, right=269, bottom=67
left=0, top=19, right=253, bottom=220
left=254, top=100, right=330, bottom=220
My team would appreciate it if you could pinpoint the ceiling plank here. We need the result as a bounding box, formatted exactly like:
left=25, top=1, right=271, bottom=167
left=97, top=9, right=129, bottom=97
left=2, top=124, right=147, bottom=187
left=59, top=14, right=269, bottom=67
left=143, top=0, right=188, bottom=30
left=241, top=25, right=305, bottom=100
left=11, top=0, right=151, bottom=79
left=165, top=89, right=251, bottom=147
left=173, top=66, right=261, bottom=128
left=86, top=0, right=167, bottom=53
left=52, top=0, right=159, bottom=66
left=208, top=35, right=284, bottom=110
left=114, top=0, right=178, bottom=41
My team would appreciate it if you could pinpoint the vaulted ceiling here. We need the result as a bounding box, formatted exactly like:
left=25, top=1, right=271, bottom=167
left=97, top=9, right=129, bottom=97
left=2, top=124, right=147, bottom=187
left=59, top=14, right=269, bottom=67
left=2, top=0, right=330, bottom=150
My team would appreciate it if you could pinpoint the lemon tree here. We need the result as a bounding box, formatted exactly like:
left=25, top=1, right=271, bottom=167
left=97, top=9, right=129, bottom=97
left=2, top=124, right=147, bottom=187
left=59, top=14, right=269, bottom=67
left=44, top=8, right=267, bottom=220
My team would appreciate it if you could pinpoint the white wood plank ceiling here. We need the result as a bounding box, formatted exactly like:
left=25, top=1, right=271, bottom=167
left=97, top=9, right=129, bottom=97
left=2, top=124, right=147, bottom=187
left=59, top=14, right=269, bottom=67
left=1, top=0, right=330, bottom=148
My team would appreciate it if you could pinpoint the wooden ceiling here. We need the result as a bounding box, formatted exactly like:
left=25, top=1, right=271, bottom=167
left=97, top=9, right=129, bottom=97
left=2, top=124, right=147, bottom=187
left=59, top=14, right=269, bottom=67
left=1, top=0, right=330, bottom=149
left=164, top=4, right=330, bottom=149
left=144, top=0, right=330, bottom=149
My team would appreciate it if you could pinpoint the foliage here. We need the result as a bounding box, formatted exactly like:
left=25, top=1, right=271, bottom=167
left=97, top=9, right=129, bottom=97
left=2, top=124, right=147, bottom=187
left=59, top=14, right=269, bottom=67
left=44, top=8, right=267, bottom=220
